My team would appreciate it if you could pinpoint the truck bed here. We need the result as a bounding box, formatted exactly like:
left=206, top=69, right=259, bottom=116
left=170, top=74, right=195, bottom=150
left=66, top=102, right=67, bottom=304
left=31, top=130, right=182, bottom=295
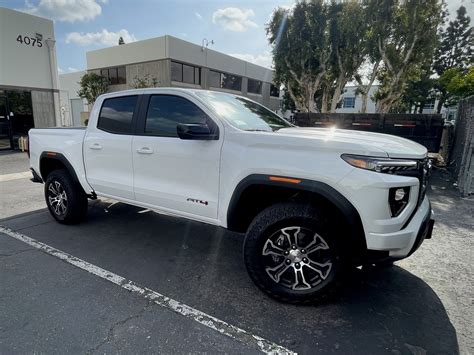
left=28, top=127, right=91, bottom=192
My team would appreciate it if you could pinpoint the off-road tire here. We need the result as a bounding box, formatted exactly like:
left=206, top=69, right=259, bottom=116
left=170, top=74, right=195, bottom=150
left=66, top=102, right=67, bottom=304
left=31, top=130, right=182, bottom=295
left=243, top=202, right=344, bottom=304
left=45, top=169, right=88, bottom=224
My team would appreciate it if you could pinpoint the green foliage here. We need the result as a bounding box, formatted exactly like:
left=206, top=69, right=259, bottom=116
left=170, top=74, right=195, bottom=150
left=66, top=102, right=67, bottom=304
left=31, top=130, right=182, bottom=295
left=77, top=73, right=109, bottom=104
left=327, top=1, right=369, bottom=111
left=268, top=0, right=444, bottom=113
left=438, top=67, right=474, bottom=106
left=433, top=6, right=472, bottom=75
left=393, top=65, right=437, bottom=113
left=130, top=75, right=159, bottom=89
left=282, top=90, right=296, bottom=112
left=371, top=0, right=443, bottom=112
left=432, top=5, right=472, bottom=111
left=267, top=0, right=332, bottom=112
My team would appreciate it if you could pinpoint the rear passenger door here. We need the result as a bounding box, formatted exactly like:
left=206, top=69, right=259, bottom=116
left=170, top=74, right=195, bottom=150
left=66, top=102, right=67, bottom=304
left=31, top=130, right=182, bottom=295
left=132, top=93, right=223, bottom=220
left=84, top=95, right=139, bottom=200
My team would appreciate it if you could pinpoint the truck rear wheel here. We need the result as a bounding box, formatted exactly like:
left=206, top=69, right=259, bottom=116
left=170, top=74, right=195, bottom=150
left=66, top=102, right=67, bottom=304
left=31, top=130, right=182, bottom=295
left=45, top=169, right=88, bottom=224
left=243, top=203, right=342, bottom=304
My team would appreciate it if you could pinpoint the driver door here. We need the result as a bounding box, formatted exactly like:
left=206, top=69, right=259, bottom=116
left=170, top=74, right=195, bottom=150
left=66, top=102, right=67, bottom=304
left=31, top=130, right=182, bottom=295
left=132, top=93, right=223, bottom=220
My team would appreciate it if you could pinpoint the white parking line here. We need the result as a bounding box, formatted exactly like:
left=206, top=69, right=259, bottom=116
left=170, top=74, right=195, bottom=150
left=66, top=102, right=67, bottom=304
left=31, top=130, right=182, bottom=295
left=0, top=171, right=31, bottom=182
left=0, top=225, right=295, bottom=355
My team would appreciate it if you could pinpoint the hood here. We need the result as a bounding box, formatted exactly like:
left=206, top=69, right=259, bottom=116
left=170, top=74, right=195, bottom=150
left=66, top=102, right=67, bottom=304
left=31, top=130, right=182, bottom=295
left=276, top=127, right=427, bottom=159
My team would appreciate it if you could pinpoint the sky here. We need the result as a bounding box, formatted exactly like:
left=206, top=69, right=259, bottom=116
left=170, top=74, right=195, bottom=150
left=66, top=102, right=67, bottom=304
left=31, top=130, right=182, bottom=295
left=1, top=0, right=472, bottom=74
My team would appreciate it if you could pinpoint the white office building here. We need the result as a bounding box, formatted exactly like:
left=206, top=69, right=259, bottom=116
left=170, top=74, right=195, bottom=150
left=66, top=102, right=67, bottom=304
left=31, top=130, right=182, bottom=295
left=0, top=7, right=60, bottom=150
left=336, top=85, right=447, bottom=116
left=60, top=35, right=282, bottom=126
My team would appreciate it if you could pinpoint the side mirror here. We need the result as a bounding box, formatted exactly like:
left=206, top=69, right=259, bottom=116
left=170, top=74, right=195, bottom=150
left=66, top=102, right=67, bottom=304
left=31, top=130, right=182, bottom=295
left=177, top=123, right=218, bottom=140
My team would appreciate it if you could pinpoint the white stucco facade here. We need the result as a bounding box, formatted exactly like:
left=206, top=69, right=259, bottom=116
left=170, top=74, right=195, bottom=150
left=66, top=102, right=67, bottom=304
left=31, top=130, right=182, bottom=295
left=86, top=35, right=281, bottom=111
left=0, top=7, right=57, bottom=91
left=0, top=7, right=60, bottom=149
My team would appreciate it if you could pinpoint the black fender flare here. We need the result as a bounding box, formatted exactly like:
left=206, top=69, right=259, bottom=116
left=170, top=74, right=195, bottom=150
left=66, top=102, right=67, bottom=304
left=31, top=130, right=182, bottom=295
left=226, top=174, right=365, bottom=247
left=39, top=151, right=81, bottom=186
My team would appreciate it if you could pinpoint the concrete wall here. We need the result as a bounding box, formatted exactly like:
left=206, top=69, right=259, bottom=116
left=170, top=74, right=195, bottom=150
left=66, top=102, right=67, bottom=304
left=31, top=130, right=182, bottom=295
left=59, top=71, right=88, bottom=126
left=0, top=7, right=56, bottom=90
left=86, top=35, right=275, bottom=83
left=87, top=36, right=167, bottom=70
left=127, top=59, right=170, bottom=87
left=31, top=90, right=55, bottom=128
left=59, top=71, right=84, bottom=99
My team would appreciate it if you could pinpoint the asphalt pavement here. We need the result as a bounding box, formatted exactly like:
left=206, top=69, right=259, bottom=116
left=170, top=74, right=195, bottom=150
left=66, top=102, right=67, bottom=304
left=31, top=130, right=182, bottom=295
left=0, top=151, right=472, bottom=354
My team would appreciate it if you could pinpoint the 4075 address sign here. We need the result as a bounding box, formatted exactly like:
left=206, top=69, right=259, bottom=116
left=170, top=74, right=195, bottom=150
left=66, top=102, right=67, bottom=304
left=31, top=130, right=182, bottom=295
left=16, top=35, right=43, bottom=48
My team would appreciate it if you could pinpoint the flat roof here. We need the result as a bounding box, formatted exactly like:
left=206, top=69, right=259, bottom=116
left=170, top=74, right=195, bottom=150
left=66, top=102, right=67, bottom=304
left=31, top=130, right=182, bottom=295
left=86, top=35, right=274, bottom=83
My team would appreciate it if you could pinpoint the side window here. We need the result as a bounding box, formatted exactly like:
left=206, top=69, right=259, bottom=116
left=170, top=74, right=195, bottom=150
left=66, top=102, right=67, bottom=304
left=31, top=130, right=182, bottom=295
left=98, top=96, right=138, bottom=134
left=145, top=95, right=210, bottom=137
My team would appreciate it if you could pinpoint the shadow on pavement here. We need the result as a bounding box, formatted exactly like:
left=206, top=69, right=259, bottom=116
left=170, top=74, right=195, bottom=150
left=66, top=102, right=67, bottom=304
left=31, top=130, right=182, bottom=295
left=1, top=199, right=459, bottom=354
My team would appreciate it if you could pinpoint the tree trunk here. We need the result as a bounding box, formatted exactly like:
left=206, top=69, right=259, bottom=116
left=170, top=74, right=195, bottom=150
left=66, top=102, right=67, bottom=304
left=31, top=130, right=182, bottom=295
left=321, top=89, right=329, bottom=113
left=360, top=92, right=368, bottom=113
left=436, top=92, right=446, bottom=113
left=357, top=61, right=380, bottom=113
left=330, top=74, right=346, bottom=112
left=286, top=83, right=307, bottom=112
left=376, top=95, right=397, bottom=113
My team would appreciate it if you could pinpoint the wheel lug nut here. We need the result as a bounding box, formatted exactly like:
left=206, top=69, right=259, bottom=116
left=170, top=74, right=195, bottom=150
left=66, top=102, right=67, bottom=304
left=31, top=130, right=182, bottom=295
left=303, top=257, right=308, bottom=263
left=286, top=259, right=291, bottom=264
left=295, top=262, right=300, bottom=269
left=291, top=245, right=297, bottom=249
left=284, top=250, right=289, bottom=255
left=301, top=249, right=306, bottom=254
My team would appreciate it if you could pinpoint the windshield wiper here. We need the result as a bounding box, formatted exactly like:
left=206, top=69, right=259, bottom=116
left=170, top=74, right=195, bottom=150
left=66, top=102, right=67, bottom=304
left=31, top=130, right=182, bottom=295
left=244, top=129, right=272, bottom=132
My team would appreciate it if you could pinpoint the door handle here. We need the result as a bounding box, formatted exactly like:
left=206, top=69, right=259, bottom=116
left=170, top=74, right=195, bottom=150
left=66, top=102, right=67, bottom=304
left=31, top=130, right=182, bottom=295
left=136, top=147, right=153, bottom=154
left=89, top=143, right=102, bottom=150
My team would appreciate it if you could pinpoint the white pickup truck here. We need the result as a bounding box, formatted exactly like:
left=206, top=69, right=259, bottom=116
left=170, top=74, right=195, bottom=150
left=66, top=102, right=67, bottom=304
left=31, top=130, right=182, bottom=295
left=28, top=88, right=434, bottom=303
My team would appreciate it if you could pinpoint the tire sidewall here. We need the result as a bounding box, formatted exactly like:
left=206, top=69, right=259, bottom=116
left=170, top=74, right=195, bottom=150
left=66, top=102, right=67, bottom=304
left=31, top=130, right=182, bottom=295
left=244, top=204, right=342, bottom=303
left=44, top=170, right=87, bottom=224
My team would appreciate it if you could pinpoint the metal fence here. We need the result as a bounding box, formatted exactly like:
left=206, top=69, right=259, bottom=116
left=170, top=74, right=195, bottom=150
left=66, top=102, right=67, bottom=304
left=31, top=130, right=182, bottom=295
left=294, top=113, right=444, bottom=152
left=449, top=96, right=474, bottom=197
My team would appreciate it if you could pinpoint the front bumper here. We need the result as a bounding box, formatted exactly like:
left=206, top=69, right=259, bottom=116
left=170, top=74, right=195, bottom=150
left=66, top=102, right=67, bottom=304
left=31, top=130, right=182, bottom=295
left=365, top=196, right=434, bottom=258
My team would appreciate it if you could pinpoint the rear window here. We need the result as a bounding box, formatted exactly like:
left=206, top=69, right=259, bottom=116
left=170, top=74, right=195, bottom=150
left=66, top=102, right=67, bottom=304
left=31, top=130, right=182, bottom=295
left=98, top=96, right=138, bottom=134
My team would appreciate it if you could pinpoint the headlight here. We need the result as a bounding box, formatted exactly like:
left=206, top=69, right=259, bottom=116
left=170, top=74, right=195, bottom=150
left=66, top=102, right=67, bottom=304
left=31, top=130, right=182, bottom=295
left=341, top=154, right=418, bottom=174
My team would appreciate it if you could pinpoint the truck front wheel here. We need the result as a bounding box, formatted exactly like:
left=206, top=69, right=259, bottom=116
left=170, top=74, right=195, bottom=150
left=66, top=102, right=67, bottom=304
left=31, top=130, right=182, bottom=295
left=45, top=169, right=88, bottom=224
left=243, top=203, right=343, bottom=304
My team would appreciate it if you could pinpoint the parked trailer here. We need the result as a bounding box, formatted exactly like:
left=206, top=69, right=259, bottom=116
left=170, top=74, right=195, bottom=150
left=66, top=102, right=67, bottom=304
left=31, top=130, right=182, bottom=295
left=294, top=113, right=444, bottom=153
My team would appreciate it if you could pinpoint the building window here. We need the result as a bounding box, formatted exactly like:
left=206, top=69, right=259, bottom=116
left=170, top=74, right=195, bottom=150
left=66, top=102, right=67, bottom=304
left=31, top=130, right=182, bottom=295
left=342, top=97, right=356, bottom=108
left=247, top=79, right=262, bottom=94
left=209, top=70, right=242, bottom=91
left=270, top=84, right=280, bottom=97
left=99, top=67, right=126, bottom=85
left=171, top=61, right=200, bottom=85
left=117, top=67, right=126, bottom=83
left=209, top=70, right=221, bottom=88
left=145, top=95, right=211, bottom=137
left=424, top=99, right=435, bottom=110
left=98, top=96, right=138, bottom=134
left=100, top=67, right=126, bottom=85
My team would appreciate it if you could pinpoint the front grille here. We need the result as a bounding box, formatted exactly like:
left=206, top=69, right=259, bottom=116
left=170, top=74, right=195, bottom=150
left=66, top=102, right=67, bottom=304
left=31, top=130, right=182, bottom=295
left=397, top=157, right=431, bottom=230
left=417, top=158, right=431, bottom=206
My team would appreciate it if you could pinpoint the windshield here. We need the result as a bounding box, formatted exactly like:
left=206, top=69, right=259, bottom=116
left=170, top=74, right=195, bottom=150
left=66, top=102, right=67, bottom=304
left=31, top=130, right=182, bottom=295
left=195, top=91, right=293, bottom=132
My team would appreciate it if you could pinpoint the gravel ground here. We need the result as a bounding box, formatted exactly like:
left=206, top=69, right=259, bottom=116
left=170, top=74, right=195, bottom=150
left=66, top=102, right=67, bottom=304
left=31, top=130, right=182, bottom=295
left=398, top=167, right=473, bottom=354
